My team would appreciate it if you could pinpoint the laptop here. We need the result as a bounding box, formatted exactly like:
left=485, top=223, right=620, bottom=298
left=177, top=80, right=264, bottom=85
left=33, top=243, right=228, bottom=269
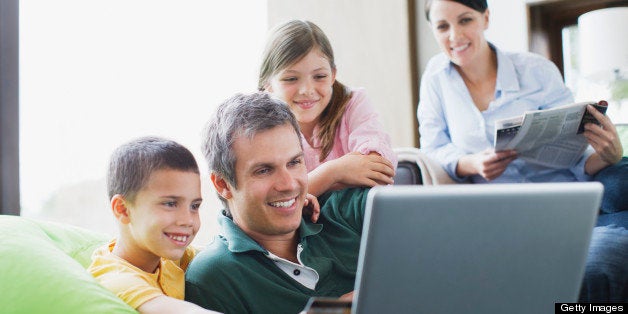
left=352, top=182, right=602, bottom=314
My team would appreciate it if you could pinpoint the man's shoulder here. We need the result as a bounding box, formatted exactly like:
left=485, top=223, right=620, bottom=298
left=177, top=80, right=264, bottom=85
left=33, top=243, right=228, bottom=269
left=187, top=237, right=231, bottom=267
left=320, top=187, right=370, bottom=208
left=318, top=187, right=370, bottom=229
left=185, top=236, right=256, bottom=282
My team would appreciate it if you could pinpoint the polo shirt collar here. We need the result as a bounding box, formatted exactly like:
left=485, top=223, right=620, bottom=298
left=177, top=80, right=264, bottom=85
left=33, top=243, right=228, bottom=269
left=218, top=210, right=323, bottom=254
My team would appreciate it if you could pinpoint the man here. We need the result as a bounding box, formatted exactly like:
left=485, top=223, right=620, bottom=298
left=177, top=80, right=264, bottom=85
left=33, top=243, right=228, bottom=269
left=185, top=92, right=364, bottom=314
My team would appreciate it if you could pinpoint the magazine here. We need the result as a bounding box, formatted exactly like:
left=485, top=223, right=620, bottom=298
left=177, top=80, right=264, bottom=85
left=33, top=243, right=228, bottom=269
left=493, top=101, right=608, bottom=168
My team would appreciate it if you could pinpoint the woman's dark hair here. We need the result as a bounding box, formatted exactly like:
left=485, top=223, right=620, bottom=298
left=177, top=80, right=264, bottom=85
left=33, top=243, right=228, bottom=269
left=425, top=0, right=488, bottom=21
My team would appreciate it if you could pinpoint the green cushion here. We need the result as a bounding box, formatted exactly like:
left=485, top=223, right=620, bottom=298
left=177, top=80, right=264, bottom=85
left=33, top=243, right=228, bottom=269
left=0, top=215, right=137, bottom=314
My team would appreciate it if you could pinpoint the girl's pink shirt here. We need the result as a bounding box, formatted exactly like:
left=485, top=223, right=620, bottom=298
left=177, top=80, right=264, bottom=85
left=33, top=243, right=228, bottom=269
left=301, top=87, right=398, bottom=172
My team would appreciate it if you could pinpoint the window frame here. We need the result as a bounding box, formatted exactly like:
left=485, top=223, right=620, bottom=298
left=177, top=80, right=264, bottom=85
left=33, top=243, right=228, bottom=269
left=527, top=0, right=628, bottom=76
left=0, top=0, right=20, bottom=215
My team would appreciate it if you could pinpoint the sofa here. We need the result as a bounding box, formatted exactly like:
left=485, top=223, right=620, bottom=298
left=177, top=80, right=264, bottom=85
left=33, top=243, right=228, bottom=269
left=0, top=214, right=137, bottom=314
left=393, top=147, right=628, bottom=229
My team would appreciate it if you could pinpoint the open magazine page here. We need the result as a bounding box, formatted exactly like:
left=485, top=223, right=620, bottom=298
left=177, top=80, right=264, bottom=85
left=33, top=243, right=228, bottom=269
left=493, top=101, right=606, bottom=168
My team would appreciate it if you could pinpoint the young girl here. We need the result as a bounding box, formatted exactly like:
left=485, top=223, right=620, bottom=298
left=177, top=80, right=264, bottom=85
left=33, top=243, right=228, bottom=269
left=258, top=19, right=397, bottom=196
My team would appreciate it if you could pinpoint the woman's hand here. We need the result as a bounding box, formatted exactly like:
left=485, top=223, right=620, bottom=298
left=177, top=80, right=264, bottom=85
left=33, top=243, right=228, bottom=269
left=583, top=104, right=623, bottom=175
left=302, top=193, right=320, bottom=223
left=457, top=149, right=517, bottom=181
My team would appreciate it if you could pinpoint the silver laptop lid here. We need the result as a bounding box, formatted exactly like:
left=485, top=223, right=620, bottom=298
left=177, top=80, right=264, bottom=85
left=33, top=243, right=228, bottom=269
left=353, top=182, right=602, bottom=314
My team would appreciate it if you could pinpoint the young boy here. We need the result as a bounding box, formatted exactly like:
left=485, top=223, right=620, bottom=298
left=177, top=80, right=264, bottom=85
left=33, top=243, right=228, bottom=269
left=88, top=136, right=220, bottom=314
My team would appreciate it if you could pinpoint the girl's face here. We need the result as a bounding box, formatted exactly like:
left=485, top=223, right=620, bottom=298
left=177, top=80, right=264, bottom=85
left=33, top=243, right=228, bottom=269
left=266, top=48, right=336, bottom=130
left=428, top=0, right=489, bottom=67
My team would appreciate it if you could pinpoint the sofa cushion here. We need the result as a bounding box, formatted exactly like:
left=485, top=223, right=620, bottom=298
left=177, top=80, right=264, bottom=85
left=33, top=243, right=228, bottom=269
left=0, top=215, right=137, bottom=313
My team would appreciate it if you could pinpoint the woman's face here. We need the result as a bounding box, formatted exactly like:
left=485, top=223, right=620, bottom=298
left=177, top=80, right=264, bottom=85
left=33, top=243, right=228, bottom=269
left=266, top=48, right=336, bottom=130
left=428, top=0, right=489, bottom=67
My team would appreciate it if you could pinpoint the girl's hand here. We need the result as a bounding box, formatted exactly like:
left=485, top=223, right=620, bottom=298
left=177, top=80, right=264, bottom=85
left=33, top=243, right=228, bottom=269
left=302, top=193, right=320, bottom=223
left=458, top=149, right=517, bottom=181
left=583, top=105, right=623, bottom=174
left=330, top=152, right=395, bottom=188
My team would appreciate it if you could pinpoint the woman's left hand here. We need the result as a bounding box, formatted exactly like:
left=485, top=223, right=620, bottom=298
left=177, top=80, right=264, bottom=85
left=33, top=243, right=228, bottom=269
left=583, top=104, right=623, bottom=174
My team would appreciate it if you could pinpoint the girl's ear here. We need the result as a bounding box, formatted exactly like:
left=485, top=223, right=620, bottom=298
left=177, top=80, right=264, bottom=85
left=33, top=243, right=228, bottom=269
left=111, top=194, right=131, bottom=224
left=210, top=172, right=233, bottom=200
left=331, top=68, right=337, bottom=84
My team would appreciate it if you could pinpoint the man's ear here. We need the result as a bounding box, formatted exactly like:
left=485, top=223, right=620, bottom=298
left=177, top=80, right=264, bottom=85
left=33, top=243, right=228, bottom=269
left=111, top=194, right=131, bottom=224
left=210, top=172, right=233, bottom=200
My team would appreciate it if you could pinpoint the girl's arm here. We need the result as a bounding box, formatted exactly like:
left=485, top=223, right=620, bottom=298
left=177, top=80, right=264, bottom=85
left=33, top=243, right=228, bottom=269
left=343, top=89, right=398, bottom=169
left=307, top=152, right=394, bottom=196
left=307, top=89, right=396, bottom=196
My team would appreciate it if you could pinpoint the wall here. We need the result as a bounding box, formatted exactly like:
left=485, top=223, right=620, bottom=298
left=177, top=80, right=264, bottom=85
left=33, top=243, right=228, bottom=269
left=267, top=0, right=416, bottom=148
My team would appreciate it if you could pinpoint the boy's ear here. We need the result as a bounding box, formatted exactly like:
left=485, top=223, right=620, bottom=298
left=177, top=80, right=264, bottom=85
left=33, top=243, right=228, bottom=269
left=210, top=173, right=233, bottom=199
left=111, top=194, right=131, bottom=224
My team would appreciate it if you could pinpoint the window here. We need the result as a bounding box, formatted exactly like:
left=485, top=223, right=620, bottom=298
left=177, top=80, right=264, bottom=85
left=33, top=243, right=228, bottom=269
left=19, top=0, right=267, bottom=245
left=528, top=0, right=627, bottom=124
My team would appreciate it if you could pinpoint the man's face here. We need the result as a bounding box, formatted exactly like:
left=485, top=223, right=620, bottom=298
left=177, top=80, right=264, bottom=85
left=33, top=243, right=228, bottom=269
left=225, top=123, right=308, bottom=240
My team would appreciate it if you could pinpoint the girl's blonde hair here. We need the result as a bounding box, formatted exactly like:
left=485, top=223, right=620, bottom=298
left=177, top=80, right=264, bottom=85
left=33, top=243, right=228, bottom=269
left=258, top=20, right=352, bottom=161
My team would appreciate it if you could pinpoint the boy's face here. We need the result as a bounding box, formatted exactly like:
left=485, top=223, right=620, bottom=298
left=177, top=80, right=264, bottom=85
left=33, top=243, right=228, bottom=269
left=126, top=169, right=202, bottom=262
left=224, top=123, right=308, bottom=241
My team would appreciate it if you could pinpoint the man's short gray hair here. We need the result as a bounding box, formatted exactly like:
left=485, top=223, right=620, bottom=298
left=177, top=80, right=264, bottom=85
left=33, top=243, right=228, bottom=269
left=201, top=92, right=302, bottom=209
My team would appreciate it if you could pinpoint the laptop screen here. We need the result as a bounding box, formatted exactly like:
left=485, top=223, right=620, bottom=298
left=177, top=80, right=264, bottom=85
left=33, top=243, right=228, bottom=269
left=353, top=183, right=601, bottom=314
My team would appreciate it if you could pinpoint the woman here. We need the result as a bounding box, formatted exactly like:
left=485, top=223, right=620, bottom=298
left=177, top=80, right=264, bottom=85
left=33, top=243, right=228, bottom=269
left=418, top=0, right=625, bottom=212
left=418, top=0, right=627, bottom=302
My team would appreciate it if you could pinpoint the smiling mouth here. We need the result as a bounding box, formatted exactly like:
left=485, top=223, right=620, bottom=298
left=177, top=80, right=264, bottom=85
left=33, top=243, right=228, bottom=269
left=295, top=100, right=319, bottom=108
left=269, top=198, right=296, bottom=208
left=451, top=43, right=470, bottom=52
left=165, top=233, right=190, bottom=245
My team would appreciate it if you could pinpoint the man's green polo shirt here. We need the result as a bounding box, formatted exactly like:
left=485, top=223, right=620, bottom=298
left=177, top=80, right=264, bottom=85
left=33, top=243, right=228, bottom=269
left=185, top=187, right=368, bottom=314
